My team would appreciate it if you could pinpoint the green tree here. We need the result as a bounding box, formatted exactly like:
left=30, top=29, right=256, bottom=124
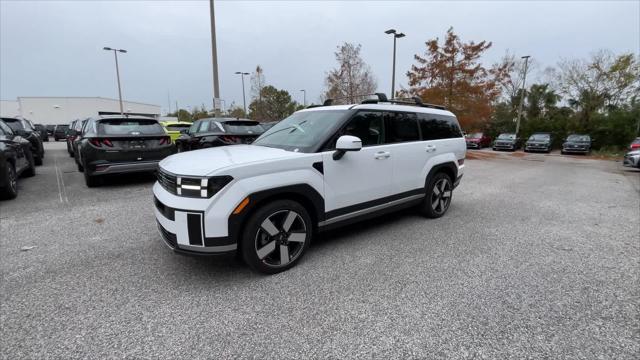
left=248, top=85, right=298, bottom=121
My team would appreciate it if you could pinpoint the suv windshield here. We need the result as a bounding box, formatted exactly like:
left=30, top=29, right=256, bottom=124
left=497, top=133, right=515, bottom=140
left=529, top=134, right=550, bottom=141
left=1, top=118, right=24, bottom=131
left=97, top=119, right=165, bottom=135
left=567, top=135, right=590, bottom=142
left=253, top=110, right=348, bottom=152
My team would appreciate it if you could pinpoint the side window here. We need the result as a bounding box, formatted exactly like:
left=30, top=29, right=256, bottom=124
left=385, top=112, right=419, bottom=143
left=0, top=121, right=11, bottom=135
left=419, top=113, right=461, bottom=140
left=342, top=111, right=384, bottom=147
left=189, top=121, right=200, bottom=134
left=197, top=120, right=210, bottom=133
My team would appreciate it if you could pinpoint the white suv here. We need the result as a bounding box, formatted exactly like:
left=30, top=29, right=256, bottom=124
left=153, top=96, right=466, bottom=274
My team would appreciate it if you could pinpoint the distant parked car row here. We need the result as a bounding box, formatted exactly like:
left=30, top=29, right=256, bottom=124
left=466, top=131, right=595, bottom=155
left=174, top=118, right=266, bottom=152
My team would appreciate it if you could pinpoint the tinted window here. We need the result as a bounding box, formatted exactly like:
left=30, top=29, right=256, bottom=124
left=342, top=111, right=384, bottom=146
left=197, top=121, right=211, bottom=133
left=385, top=112, right=419, bottom=143
left=165, top=124, right=190, bottom=131
left=0, top=122, right=9, bottom=135
left=223, top=122, right=264, bottom=134
left=3, top=119, right=23, bottom=131
left=97, top=119, right=165, bottom=135
left=419, top=113, right=462, bottom=140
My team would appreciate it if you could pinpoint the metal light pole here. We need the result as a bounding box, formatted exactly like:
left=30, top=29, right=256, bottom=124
left=235, top=72, right=249, bottom=115
left=103, top=47, right=127, bottom=116
left=300, top=89, right=306, bottom=107
left=515, top=55, right=531, bottom=136
left=209, top=0, right=221, bottom=116
left=385, top=29, right=405, bottom=99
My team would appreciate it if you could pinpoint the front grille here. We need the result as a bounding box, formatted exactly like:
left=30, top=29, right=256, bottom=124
left=157, top=168, right=177, bottom=194
left=157, top=221, right=177, bottom=249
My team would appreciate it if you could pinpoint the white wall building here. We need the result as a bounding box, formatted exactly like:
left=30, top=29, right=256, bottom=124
left=0, top=97, right=160, bottom=125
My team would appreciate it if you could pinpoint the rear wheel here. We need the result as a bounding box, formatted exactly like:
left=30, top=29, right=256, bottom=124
left=83, top=161, right=99, bottom=187
left=241, top=200, right=312, bottom=274
left=0, top=163, right=18, bottom=200
left=419, top=172, right=453, bottom=219
left=23, top=150, right=36, bottom=177
left=34, top=153, right=43, bottom=165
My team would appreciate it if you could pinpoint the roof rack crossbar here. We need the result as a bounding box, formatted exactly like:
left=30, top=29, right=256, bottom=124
left=323, top=93, right=389, bottom=107
left=388, top=96, right=446, bottom=110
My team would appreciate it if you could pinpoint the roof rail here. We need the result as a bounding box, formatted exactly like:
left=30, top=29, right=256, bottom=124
left=323, top=93, right=388, bottom=107
left=388, top=96, right=447, bottom=110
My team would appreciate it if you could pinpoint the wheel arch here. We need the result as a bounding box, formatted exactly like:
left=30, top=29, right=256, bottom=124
left=425, top=161, right=458, bottom=188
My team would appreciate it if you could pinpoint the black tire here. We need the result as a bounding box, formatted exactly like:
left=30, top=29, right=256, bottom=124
left=241, top=199, right=312, bottom=274
left=34, top=154, right=43, bottom=166
left=23, top=151, right=36, bottom=177
left=76, top=157, right=84, bottom=172
left=83, top=168, right=99, bottom=187
left=419, top=172, right=453, bottom=219
left=0, top=163, right=18, bottom=200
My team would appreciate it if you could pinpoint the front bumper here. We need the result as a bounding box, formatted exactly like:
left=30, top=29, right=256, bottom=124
left=466, top=142, right=481, bottom=149
left=153, top=184, right=237, bottom=255
left=493, top=143, right=516, bottom=150
left=562, top=146, right=589, bottom=154
left=525, top=144, right=550, bottom=152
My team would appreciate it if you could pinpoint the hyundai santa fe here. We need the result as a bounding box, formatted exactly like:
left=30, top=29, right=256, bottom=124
left=153, top=96, right=466, bottom=274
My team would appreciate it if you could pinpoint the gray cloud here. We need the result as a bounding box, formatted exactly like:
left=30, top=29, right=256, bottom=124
left=1, top=0, right=638, bottom=114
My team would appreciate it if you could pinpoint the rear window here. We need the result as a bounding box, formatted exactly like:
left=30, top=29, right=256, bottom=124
left=55, top=125, right=69, bottom=130
left=222, top=122, right=264, bottom=134
left=97, top=119, right=165, bottom=135
left=166, top=124, right=190, bottom=131
left=2, top=119, right=23, bottom=131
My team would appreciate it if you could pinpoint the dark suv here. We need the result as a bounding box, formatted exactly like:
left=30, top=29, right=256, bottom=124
left=76, top=116, right=176, bottom=187
left=53, top=124, right=69, bottom=141
left=0, top=120, right=36, bottom=199
left=1, top=117, right=44, bottom=165
left=492, top=133, right=520, bottom=151
left=34, top=124, right=49, bottom=142
left=66, top=118, right=88, bottom=157
left=524, top=133, right=553, bottom=153
left=175, top=118, right=265, bottom=152
left=561, top=134, right=591, bottom=155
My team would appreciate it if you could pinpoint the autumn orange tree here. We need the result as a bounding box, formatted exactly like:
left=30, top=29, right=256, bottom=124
left=405, top=27, right=509, bottom=130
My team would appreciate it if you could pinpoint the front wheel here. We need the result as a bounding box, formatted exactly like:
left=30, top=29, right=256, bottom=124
left=23, top=150, right=36, bottom=177
left=241, top=200, right=312, bottom=274
left=419, top=172, right=453, bottom=219
left=0, top=164, right=18, bottom=200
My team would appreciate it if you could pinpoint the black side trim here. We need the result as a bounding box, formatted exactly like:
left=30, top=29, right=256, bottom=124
left=319, top=196, right=423, bottom=232
left=187, top=213, right=203, bottom=246
left=312, top=161, right=324, bottom=174
left=325, top=188, right=424, bottom=220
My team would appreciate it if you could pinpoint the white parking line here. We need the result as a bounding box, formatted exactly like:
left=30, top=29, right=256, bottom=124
left=53, top=155, right=69, bottom=204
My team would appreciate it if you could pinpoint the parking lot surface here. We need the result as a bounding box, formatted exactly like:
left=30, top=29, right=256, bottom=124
left=1, top=142, right=639, bottom=359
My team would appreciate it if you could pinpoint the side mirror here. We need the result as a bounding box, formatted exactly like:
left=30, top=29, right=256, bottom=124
left=333, top=135, right=362, bottom=160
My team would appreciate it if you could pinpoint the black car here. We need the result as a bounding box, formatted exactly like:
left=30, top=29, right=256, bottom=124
left=175, top=118, right=265, bottom=152
left=46, top=124, right=56, bottom=137
left=34, top=124, right=49, bottom=142
left=524, top=133, right=553, bottom=153
left=76, top=116, right=176, bottom=187
left=492, top=133, right=520, bottom=151
left=53, top=124, right=69, bottom=141
left=561, top=134, right=592, bottom=155
left=1, top=117, right=44, bottom=165
left=66, top=118, right=88, bottom=157
left=0, top=120, right=36, bottom=199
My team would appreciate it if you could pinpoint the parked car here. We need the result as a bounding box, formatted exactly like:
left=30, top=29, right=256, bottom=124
left=76, top=116, right=176, bottom=187
left=260, top=121, right=279, bottom=131
left=46, top=125, right=56, bottom=137
left=53, top=124, right=69, bottom=141
left=160, top=121, right=192, bottom=143
left=0, top=120, right=36, bottom=199
left=492, top=133, right=520, bottom=151
left=561, top=134, right=592, bottom=155
left=154, top=96, right=466, bottom=274
left=66, top=118, right=88, bottom=157
left=1, top=117, right=44, bottom=165
left=623, top=149, right=640, bottom=169
left=174, top=118, right=266, bottom=152
left=629, top=137, right=640, bottom=151
left=524, top=133, right=553, bottom=153
left=34, top=124, right=49, bottom=142
left=465, top=132, right=491, bottom=149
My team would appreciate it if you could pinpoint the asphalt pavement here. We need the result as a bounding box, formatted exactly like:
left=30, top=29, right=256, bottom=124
left=1, top=142, right=639, bottom=359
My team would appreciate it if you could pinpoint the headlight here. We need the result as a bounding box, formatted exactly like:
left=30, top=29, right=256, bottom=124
left=176, top=175, right=233, bottom=198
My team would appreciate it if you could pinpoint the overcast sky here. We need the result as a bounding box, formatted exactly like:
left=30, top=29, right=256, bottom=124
left=1, top=0, right=638, bottom=114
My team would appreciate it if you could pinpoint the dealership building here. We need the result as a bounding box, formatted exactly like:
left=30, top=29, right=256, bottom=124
left=0, top=97, right=161, bottom=125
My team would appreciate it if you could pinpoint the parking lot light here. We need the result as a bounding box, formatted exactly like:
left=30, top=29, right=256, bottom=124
left=234, top=72, right=250, bottom=116
left=103, top=47, right=128, bottom=116
left=385, top=29, right=405, bottom=99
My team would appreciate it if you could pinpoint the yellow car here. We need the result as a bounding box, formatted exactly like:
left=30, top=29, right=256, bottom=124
left=160, top=121, right=192, bottom=143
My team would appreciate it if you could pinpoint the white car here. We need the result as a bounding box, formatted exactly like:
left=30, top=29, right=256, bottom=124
left=153, top=96, right=466, bottom=274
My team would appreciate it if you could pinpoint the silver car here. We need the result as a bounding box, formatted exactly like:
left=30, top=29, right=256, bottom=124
left=623, top=150, right=640, bottom=169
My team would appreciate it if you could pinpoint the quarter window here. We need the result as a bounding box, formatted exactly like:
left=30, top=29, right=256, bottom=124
left=418, top=113, right=462, bottom=140
left=342, top=111, right=384, bottom=146
left=385, top=112, right=419, bottom=143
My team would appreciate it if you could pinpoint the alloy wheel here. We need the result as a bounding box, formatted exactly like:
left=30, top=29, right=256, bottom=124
left=430, top=178, right=452, bottom=215
left=254, top=210, right=307, bottom=267
left=8, top=166, right=16, bottom=193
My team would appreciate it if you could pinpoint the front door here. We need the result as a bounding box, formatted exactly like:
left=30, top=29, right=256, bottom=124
left=321, top=110, right=393, bottom=216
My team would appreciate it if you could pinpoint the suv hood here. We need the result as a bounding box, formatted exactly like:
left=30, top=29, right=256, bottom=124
left=160, top=145, right=300, bottom=176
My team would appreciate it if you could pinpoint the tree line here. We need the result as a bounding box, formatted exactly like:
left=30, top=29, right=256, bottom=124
left=169, top=27, right=639, bottom=149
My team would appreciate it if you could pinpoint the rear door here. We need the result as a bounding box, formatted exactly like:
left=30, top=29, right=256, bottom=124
left=321, top=110, right=393, bottom=214
left=384, top=111, right=427, bottom=195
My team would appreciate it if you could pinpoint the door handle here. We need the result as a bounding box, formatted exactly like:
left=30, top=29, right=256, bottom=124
left=425, top=145, right=437, bottom=153
left=374, top=151, right=391, bottom=159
